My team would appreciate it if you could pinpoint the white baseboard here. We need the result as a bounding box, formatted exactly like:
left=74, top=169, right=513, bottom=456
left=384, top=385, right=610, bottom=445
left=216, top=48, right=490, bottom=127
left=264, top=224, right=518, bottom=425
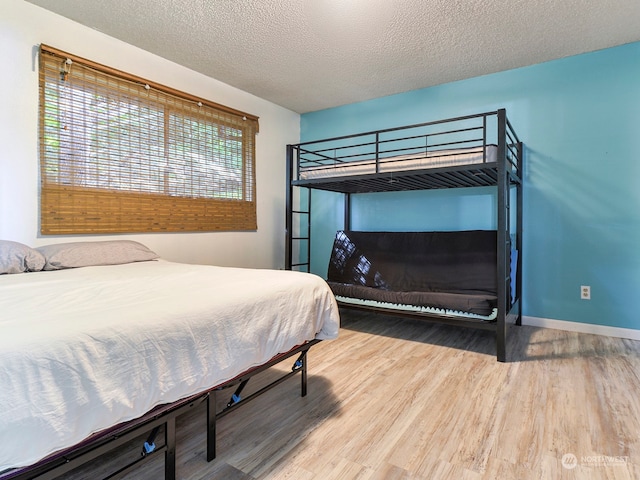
left=522, top=316, right=640, bottom=341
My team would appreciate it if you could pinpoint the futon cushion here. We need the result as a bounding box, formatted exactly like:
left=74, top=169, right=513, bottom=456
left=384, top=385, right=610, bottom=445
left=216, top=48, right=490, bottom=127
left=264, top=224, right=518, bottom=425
left=329, top=283, right=496, bottom=316
left=327, top=230, right=498, bottom=315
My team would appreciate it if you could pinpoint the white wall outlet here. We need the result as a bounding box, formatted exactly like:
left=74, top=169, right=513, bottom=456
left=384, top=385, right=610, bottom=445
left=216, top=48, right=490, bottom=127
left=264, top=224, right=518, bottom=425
left=581, top=285, right=591, bottom=300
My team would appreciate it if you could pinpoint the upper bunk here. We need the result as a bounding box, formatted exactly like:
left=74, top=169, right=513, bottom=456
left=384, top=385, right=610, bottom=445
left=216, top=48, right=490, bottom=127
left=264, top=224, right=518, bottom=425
left=288, top=109, right=523, bottom=194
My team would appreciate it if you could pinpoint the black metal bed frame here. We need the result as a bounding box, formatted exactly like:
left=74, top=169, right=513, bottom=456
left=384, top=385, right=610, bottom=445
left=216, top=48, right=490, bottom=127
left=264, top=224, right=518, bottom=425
left=2, top=340, right=319, bottom=480
left=285, top=109, right=523, bottom=362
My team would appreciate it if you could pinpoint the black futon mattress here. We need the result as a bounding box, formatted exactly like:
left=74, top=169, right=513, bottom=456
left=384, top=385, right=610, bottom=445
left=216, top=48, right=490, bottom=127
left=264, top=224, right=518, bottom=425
left=327, top=230, right=498, bottom=316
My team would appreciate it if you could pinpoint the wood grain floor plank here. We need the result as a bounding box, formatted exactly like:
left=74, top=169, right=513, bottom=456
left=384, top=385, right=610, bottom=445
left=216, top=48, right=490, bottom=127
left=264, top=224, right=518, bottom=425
left=58, top=309, right=639, bottom=479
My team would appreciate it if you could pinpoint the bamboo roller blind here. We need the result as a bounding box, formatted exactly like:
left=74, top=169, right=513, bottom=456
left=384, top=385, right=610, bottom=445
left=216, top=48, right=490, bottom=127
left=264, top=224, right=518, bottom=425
left=39, top=44, right=259, bottom=234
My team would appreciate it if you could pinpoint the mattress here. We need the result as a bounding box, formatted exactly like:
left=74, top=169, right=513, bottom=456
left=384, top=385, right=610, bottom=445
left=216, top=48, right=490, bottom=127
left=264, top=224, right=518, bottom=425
left=329, top=282, right=497, bottom=318
left=0, top=260, right=340, bottom=473
left=334, top=295, right=498, bottom=321
left=298, top=144, right=497, bottom=180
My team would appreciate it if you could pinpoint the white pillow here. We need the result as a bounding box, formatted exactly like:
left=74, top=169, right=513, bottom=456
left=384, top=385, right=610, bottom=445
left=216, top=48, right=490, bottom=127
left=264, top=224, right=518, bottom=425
left=37, top=240, right=159, bottom=271
left=0, top=240, right=46, bottom=274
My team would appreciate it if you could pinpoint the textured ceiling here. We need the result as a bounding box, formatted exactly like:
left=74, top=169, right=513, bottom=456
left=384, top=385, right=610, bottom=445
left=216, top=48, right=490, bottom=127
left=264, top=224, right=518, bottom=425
left=25, top=0, right=640, bottom=113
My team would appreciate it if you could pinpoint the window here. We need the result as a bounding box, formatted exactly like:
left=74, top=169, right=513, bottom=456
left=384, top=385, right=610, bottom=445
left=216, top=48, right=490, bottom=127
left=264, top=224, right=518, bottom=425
left=39, top=44, right=259, bottom=234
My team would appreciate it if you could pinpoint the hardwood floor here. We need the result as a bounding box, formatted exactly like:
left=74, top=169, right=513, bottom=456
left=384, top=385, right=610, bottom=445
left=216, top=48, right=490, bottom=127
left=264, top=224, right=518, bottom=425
left=62, top=309, right=640, bottom=479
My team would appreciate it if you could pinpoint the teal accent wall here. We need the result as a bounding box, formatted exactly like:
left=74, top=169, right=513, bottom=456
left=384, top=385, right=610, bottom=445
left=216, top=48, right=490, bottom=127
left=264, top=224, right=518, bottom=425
left=300, top=42, right=640, bottom=330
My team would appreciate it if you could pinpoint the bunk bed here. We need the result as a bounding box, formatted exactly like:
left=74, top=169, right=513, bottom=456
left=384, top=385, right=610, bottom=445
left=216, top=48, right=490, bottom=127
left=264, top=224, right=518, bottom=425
left=286, top=109, right=523, bottom=362
left=0, top=240, right=340, bottom=479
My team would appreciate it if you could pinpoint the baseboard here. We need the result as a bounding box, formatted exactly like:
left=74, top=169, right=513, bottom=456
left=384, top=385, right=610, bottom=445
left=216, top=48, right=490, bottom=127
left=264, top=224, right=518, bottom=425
left=522, top=316, right=640, bottom=341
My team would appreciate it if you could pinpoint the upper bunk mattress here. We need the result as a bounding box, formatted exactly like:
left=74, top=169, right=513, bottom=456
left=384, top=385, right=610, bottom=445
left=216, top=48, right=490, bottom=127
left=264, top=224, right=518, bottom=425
left=299, top=144, right=497, bottom=180
left=0, top=260, right=340, bottom=473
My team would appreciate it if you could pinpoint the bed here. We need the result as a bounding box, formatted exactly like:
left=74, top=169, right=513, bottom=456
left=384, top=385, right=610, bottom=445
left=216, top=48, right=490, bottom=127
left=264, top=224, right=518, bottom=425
left=285, top=109, right=522, bottom=361
left=0, top=240, right=340, bottom=479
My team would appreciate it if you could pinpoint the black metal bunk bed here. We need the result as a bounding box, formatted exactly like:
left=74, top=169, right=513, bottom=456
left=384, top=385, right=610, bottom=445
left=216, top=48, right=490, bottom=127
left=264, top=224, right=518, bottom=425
left=286, top=109, right=523, bottom=362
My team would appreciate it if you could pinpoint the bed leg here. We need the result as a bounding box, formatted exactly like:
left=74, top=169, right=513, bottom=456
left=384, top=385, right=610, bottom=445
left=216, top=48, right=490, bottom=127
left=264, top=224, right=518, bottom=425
left=302, top=357, right=308, bottom=397
left=290, top=350, right=309, bottom=397
left=299, top=351, right=308, bottom=397
left=165, top=417, right=176, bottom=480
left=206, top=392, right=217, bottom=462
left=496, top=326, right=506, bottom=362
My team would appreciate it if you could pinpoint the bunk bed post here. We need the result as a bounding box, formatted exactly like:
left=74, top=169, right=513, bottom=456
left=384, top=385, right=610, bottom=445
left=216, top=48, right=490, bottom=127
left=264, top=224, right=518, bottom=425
left=516, top=141, right=524, bottom=326
left=375, top=132, right=380, bottom=173
left=307, top=187, right=312, bottom=273
left=285, top=144, right=294, bottom=270
left=496, top=109, right=508, bottom=362
left=344, top=193, right=351, bottom=231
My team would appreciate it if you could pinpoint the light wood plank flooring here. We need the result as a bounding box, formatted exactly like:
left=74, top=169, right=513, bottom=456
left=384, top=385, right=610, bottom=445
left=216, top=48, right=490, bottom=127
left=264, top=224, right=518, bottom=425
left=62, top=309, right=640, bottom=479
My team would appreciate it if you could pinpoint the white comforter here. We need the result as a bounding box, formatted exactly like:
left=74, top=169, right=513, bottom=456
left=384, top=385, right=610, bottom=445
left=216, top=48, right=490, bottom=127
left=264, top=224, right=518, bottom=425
left=0, top=260, right=339, bottom=472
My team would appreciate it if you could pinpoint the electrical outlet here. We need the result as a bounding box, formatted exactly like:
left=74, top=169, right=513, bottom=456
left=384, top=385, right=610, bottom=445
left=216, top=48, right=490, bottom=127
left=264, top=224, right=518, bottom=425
left=581, top=285, right=591, bottom=300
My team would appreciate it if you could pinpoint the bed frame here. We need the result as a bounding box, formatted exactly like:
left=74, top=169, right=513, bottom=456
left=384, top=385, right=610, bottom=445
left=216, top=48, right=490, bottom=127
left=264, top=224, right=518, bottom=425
left=1, top=340, right=319, bottom=480
left=285, top=109, right=523, bottom=361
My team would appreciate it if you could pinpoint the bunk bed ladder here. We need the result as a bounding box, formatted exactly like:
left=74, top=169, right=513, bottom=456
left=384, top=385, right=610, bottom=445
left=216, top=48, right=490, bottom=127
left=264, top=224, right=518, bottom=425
left=286, top=144, right=311, bottom=272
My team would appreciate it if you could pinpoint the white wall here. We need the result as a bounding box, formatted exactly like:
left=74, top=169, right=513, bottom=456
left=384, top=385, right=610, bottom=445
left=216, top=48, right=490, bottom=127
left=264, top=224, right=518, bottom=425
left=0, top=0, right=300, bottom=269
